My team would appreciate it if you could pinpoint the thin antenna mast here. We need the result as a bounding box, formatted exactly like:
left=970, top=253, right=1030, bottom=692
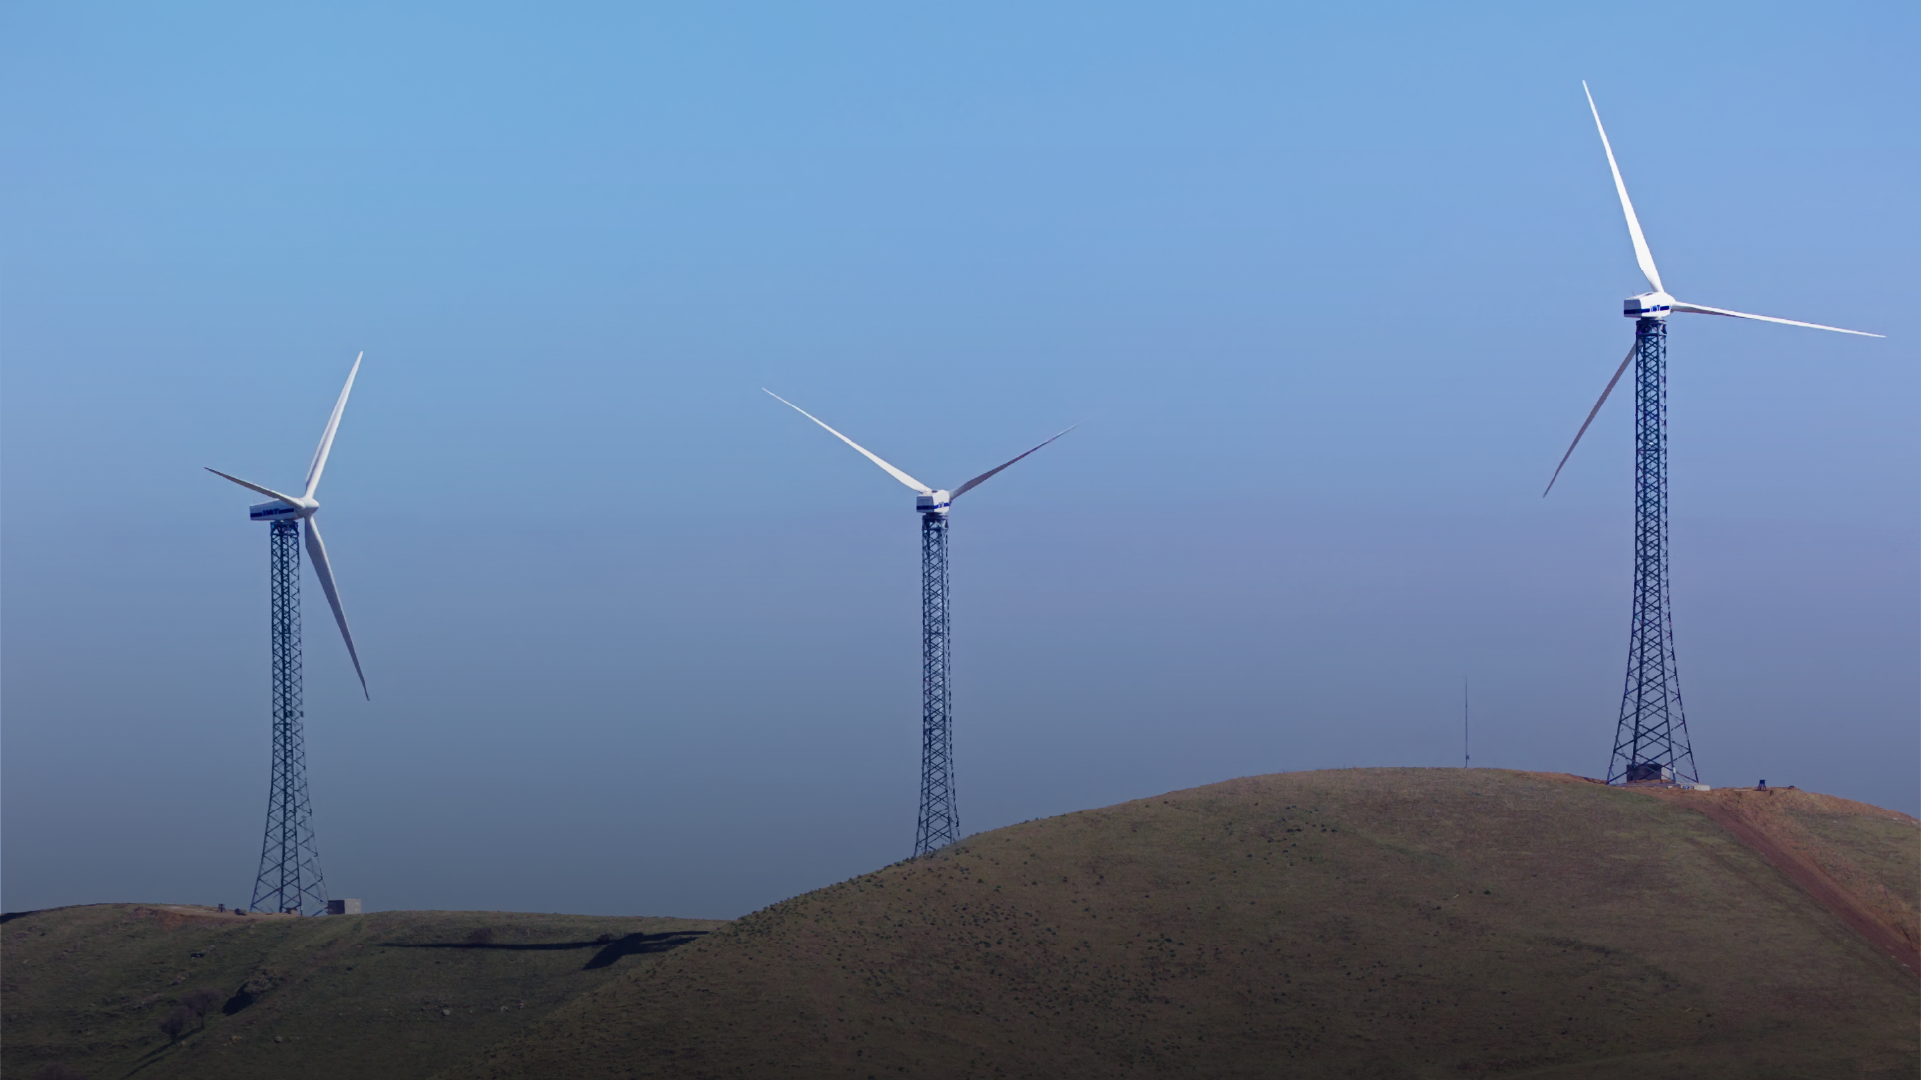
left=1463, top=678, right=1470, bottom=769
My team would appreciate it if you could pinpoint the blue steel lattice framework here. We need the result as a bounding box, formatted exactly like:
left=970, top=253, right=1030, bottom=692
left=1607, top=319, right=1699, bottom=786
left=251, top=520, right=330, bottom=914
left=914, top=511, right=958, bottom=855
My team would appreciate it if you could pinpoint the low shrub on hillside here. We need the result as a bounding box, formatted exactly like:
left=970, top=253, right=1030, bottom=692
left=156, top=1006, right=192, bottom=1041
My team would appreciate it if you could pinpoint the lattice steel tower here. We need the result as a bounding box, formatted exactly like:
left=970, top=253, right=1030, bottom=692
left=1606, top=320, right=1697, bottom=785
left=1545, top=85, right=1878, bottom=787
left=208, top=352, right=370, bottom=913
left=252, top=520, right=330, bottom=914
left=915, top=511, right=958, bottom=853
left=765, top=390, right=1072, bottom=857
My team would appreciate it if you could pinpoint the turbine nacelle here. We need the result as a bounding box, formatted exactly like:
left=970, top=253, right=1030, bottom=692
left=917, top=491, right=953, bottom=517
left=1624, top=290, right=1674, bottom=319
left=249, top=496, right=317, bottom=522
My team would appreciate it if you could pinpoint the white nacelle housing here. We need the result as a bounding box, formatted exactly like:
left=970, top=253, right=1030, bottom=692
left=250, top=499, right=302, bottom=522
left=917, top=490, right=952, bottom=517
left=1624, top=290, right=1674, bottom=319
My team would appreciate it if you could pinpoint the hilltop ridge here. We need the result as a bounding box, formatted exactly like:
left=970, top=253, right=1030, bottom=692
left=5, top=769, right=1915, bottom=1079
left=446, top=768, right=1918, bottom=1079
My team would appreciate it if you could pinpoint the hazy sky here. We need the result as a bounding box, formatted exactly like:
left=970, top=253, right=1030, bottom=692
left=4, top=2, right=1914, bottom=919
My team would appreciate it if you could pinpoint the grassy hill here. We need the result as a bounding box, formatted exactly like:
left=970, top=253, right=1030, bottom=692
left=7, top=769, right=1915, bottom=1079
left=444, top=769, right=1917, bottom=1079
left=0, top=905, right=720, bottom=1080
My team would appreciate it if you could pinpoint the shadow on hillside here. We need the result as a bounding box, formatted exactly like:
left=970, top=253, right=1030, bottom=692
left=582, top=931, right=708, bottom=969
left=378, top=930, right=708, bottom=970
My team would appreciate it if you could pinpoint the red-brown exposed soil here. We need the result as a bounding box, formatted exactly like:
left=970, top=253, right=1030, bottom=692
left=1636, top=785, right=1921, bottom=977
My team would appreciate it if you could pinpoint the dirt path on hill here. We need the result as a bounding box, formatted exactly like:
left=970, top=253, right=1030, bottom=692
left=1639, top=786, right=1920, bottom=977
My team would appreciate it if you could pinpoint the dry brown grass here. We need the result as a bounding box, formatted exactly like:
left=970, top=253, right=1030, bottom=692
left=0, top=904, right=720, bottom=1080
left=443, top=768, right=1918, bottom=1079
left=1641, top=785, right=1920, bottom=974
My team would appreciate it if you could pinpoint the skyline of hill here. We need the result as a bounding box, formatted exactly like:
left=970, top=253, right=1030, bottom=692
left=6, top=768, right=1915, bottom=1079
left=448, top=768, right=1916, bottom=1078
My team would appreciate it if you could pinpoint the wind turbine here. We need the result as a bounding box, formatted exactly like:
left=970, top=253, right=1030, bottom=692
left=1545, top=84, right=1881, bottom=788
left=207, top=352, right=369, bottom=914
left=767, top=390, right=1072, bottom=856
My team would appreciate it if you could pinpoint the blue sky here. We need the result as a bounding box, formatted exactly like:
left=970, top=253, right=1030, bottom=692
left=3, top=2, right=1914, bottom=918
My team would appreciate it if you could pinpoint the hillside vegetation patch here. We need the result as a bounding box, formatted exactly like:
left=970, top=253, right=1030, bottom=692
left=449, top=769, right=1918, bottom=1079
left=1, top=905, right=719, bottom=1080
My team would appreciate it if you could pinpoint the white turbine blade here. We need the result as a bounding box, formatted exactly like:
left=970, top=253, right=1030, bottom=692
left=1583, top=82, right=1663, bottom=294
left=763, top=389, right=931, bottom=494
left=1543, top=339, right=1637, bottom=498
left=304, top=351, right=364, bottom=498
left=951, top=424, right=1078, bottom=500
left=303, top=517, right=369, bottom=699
left=1670, top=301, right=1883, bottom=338
left=206, top=467, right=302, bottom=507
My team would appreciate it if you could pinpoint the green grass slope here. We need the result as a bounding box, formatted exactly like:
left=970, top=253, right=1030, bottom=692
left=1, top=905, right=721, bottom=1080
left=445, top=769, right=1919, bottom=1080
